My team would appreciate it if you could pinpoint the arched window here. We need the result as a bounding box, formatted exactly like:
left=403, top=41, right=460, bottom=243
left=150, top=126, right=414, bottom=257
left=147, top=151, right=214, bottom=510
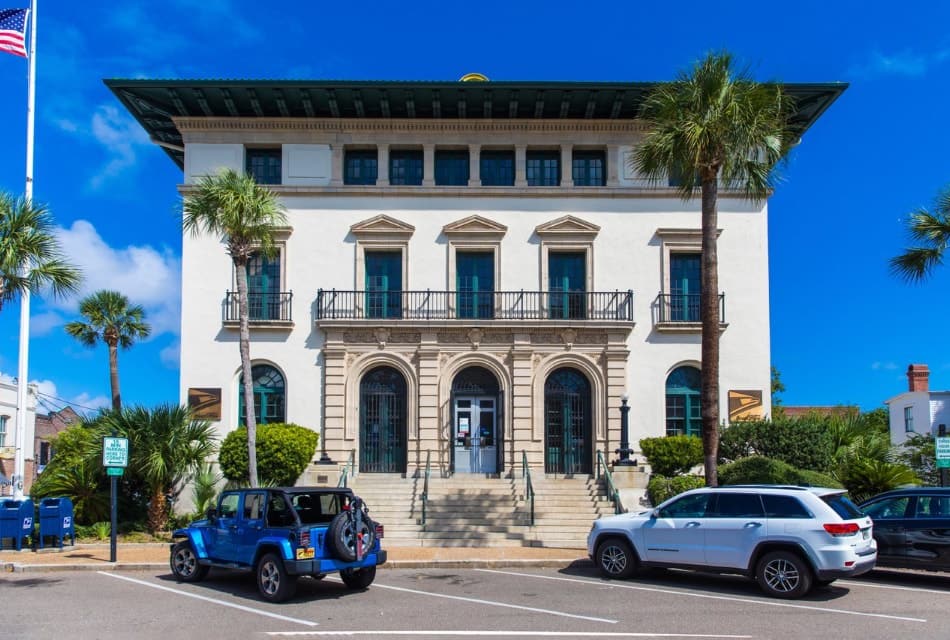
left=544, top=368, right=592, bottom=475
left=666, top=366, right=701, bottom=437
left=359, top=366, right=407, bottom=473
left=238, top=364, right=286, bottom=425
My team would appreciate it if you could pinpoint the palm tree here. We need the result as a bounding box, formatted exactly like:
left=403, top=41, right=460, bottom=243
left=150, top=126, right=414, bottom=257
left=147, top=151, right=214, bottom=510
left=890, top=186, right=950, bottom=281
left=99, top=404, right=217, bottom=532
left=0, top=191, right=82, bottom=311
left=65, top=290, right=151, bottom=411
left=635, top=52, right=795, bottom=486
left=181, top=169, right=287, bottom=488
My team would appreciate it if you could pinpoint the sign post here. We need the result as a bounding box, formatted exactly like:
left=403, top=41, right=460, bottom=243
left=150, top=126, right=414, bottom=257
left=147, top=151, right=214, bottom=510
left=102, top=435, right=129, bottom=562
left=936, top=425, right=950, bottom=488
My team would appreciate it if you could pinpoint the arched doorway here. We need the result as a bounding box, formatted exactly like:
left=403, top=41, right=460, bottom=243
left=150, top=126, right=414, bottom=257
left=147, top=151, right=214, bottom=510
left=359, top=366, right=407, bottom=473
left=544, top=367, right=592, bottom=475
left=451, top=366, right=502, bottom=474
left=666, top=366, right=701, bottom=437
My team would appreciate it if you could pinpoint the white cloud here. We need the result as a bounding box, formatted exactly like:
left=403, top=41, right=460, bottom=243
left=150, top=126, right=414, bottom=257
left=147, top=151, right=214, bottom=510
left=88, top=105, right=151, bottom=190
left=160, top=341, right=180, bottom=369
left=851, top=48, right=950, bottom=78
left=0, top=372, right=108, bottom=415
left=53, top=220, right=181, bottom=337
left=30, top=311, right=67, bottom=337
left=872, top=361, right=899, bottom=371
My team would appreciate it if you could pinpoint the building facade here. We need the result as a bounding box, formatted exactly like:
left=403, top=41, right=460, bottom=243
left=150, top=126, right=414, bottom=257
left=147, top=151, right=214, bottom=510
left=0, top=379, right=36, bottom=496
left=109, top=78, right=844, bottom=479
left=886, top=364, right=950, bottom=446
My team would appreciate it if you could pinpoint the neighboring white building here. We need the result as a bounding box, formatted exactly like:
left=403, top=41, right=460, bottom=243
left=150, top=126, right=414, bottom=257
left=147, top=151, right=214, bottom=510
left=0, top=379, right=37, bottom=495
left=885, top=364, right=950, bottom=445
left=108, top=77, right=844, bottom=479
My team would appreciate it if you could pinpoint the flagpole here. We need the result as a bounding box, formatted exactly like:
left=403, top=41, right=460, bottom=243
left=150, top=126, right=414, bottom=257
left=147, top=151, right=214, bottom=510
left=13, top=0, right=37, bottom=500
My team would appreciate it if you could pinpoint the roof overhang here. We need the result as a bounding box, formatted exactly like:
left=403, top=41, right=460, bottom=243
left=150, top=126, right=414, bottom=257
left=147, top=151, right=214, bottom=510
left=104, top=79, right=848, bottom=169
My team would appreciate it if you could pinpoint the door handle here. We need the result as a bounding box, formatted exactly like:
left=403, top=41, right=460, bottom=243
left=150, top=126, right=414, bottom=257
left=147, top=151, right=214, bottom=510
left=744, top=522, right=762, bottom=528
left=685, top=521, right=701, bottom=527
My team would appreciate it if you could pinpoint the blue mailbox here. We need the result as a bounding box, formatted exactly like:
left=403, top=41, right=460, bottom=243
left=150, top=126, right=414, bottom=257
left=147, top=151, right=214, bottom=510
left=38, top=497, right=75, bottom=549
left=0, top=499, right=35, bottom=551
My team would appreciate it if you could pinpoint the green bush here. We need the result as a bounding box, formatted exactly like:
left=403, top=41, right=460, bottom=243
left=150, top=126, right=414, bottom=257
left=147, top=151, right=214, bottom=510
left=219, top=423, right=319, bottom=486
left=646, top=474, right=706, bottom=506
left=640, top=435, right=704, bottom=476
left=719, top=418, right=833, bottom=472
left=719, top=455, right=841, bottom=488
left=837, top=459, right=919, bottom=503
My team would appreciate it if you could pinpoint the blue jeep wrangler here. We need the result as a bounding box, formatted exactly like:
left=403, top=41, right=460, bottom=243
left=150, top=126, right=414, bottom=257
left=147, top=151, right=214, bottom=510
left=170, top=486, right=386, bottom=602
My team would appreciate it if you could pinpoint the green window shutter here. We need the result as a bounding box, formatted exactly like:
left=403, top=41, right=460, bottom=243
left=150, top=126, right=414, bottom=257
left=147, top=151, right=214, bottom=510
left=548, top=252, right=586, bottom=319
left=365, top=251, right=402, bottom=318
left=457, top=251, right=494, bottom=319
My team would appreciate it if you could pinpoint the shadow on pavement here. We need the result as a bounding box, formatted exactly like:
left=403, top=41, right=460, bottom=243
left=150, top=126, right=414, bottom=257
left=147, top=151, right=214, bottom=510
left=156, top=569, right=366, bottom=604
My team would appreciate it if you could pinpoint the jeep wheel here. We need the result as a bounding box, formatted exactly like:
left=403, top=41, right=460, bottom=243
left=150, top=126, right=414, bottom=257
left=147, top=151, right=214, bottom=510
left=596, top=537, right=639, bottom=579
left=328, top=512, right=376, bottom=562
left=170, top=541, right=209, bottom=583
left=756, top=551, right=813, bottom=599
left=257, top=552, right=297, bottom=603
left=340, top=565, right=377, bottom=589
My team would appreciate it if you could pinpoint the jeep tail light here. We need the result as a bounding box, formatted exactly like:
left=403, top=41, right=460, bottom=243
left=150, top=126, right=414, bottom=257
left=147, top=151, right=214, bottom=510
left=375, top=523, right=384, bottom=539
left=300, top=530, right=311, bottom=547
left=823, top=523, right=859, bottom=537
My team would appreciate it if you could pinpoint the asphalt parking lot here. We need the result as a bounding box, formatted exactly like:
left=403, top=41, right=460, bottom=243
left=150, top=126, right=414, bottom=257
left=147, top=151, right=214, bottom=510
left=2, top=564, right=949, bottom=639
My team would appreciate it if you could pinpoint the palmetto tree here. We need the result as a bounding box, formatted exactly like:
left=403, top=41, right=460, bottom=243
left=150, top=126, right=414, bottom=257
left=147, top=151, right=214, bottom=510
left=181, top=169, right=287, bottom=488
left=890, top=187, right=950, bottom=282
left=65, top=290, right=151, bottom=411
left=635, top=51, right=795, bottom=486
left=0, top=191, right=81, bottom=311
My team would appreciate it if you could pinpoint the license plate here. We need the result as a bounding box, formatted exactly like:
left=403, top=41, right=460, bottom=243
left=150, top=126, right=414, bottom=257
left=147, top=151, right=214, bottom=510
left=296, top=547, right=314, bottom=560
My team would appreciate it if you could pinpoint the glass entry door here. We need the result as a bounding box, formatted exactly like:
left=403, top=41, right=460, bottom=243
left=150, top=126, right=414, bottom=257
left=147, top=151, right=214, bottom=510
left=453, top=396, right=497, bottom=473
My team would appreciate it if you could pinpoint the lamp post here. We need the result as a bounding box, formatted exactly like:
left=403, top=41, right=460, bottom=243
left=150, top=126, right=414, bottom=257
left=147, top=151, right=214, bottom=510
left=615, top=393, right=635, bottom=466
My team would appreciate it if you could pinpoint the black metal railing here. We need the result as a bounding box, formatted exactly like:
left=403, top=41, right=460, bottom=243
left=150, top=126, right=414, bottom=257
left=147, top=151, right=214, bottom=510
left=655, top=293, right=725, bottom=323
left=596, top=451, right=623, bottom=514
left=316, top=289, right=634, bottom=321
left=522, top=450, right=535, bottom=526
left=224, top=291, right=293, bottom=322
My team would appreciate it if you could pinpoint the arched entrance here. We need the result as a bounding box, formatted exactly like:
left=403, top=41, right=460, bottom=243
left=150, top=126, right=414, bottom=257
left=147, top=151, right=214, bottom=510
left=359, top=366, right=407, bottom=473
left=451, top=366, right=502, bottom=474
left=544, top=367, right=592, bottom=475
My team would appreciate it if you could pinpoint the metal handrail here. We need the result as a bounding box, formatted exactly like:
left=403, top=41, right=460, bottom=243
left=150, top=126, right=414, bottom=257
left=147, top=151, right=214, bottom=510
left=654, top=292, right=725, bottom=324
left=337, top=449, right=355, bottom=488
left=596, top=451, right=624, bottom=514
left=224, top=291, right=293, bottom=322
left=522, top=450, right=535, bottom=526
left=420, top=450, right=431, bottom=528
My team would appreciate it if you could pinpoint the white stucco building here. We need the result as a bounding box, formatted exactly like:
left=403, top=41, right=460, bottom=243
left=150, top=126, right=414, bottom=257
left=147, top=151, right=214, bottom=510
left=0, top=379, right=36, bottom=495
left=886, top=364, right=950, bottom=446
left=108, top=77, right=844, bottom=479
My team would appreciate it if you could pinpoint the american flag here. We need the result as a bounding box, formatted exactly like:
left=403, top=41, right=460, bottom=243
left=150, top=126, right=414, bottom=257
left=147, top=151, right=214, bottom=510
left=0, top=8, right=29, bottom=58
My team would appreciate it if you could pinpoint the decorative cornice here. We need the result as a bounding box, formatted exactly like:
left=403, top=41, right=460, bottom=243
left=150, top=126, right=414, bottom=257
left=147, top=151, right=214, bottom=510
left=350, top=214, right=415, bottom=239
left=655, top=228, right=722, bottom=242
left=535, top=214, right=601, bottom=238
left=442, top=214, right=508, bottom=237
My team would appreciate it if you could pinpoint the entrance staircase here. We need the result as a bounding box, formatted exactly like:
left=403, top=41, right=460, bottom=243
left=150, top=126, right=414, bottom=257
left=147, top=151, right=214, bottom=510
left=347, top=473, right=619, bottom=549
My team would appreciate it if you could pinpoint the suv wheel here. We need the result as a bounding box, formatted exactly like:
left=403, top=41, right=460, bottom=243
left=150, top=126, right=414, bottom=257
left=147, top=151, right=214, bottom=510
left=340, top=565, right=377, bottom=589
left=170, top=541, right=209, bottom=583
left=329, top=512, right=376, bottom=562
left=596, top=537, right=639, bottom=579
left=257, top=552, right=298, bottom=603
left=756, top=551, right=813, bottom=599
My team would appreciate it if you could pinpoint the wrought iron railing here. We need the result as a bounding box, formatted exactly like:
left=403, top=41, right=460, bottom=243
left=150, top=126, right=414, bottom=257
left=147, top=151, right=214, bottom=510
left=224, top=291, right=293, bottom=322
left=596, top=451, right=624, bottom=514
left=522, top=450, right=535, bottom=526
left=337, top=449, right=355, bottom=488
left=316, top=289, right=634, bottom=321
left=420, top=450, right=431, bottom=528
left=654, top=293, right=725, bottom=323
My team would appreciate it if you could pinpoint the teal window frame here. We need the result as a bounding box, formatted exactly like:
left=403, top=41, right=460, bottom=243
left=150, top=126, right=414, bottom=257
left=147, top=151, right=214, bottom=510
left=548, top=251, right=586, bottom=319
left=527, top=151, right=560, bottom=186
left=365, top=250, right=402, bottom=319
left=670, top=253, right=701, bottom=322
left=572, top=151, right=605, bottom=186
left=666, top=366, right=701, bottom=437
left=904, top=407, right=914, bottom=433
left=0, top=415, right=6, bottom=446
left=480, top=151, right=514, bottom=186
left=456, top=251, right=494, bottom=319
left=344, top=150, right=378, bottom=185
left=246, top=252, right=281, bottom=320
left=390, top=149, right=423, bottom=186
left=246, top=149, right=281, bottom=185
left=435, top=150, right=470, bottom=186
left=238, top=364, right=286, bottom=426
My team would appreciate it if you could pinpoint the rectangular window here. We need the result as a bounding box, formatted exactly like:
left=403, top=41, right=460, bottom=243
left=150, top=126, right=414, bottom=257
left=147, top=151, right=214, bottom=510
left=548, top=251, right=586, bottom=319
left=246, top=252, right=282, bottom=321
left=365, top=250, right=402, bottom=319
left=390, top=149, right=423, bottom=186
left=0, top=415, right=6, bottom=446
left=527, top=151, right=560, bottom=186
left=39, top=441, right=51, bottom=466
left=456, top=251, right=495, bottom=319
left=572, top=150, right=605, bottom=186
left=344, top=149, right=378, bottom=185
left=243, top=492, right=265, bottom=520
left=246, top=149, right=282, bottom=185
left=670, top=253, right=701, bottom=322
left=435, top=150, right=470, bottom=186
left=480, top=151, right=514, bottom=186
left=666, top=394, right=700, bottom=437
left=904, top=407, right=914, bottom=432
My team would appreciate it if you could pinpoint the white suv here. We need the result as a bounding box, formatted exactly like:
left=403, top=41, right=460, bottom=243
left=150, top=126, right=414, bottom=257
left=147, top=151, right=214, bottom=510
left=587, top=485, right=876, bottom=598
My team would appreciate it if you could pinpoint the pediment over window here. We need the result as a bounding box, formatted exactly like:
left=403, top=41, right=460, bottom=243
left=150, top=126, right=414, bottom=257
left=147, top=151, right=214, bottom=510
left=350, top=214, right=415, bottom=240
left=442, top=215, right=508, bottom=239
left=534, top=215, right=600, bottom=239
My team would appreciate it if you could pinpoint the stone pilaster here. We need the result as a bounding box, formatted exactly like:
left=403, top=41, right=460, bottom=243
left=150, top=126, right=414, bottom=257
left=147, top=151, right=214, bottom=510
left=560, top=144, right=574, bottom=187
left=468, top=144, right=480, bottom=187
left=514, top=145, right=527, bottom=187
left=330, top=143, right=344, bottom=186
left=377, top=143, right=389, bottom=186
left=423, top=144, right=435, bottom=186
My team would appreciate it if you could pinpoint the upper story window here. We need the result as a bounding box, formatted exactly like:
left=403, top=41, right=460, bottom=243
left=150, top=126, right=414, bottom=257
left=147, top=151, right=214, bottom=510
left=344, top=149, right=378, bottom=185
left=246, top=148, right=282, bottom=185
left=435, top=150, right=470, bottom=186
left=527, top=151, right=560, bottom=186
left=480, top=151, right=514, bottom=186
left=365, top=250, right=403, bottom=319
left=246, top=252, right=283, bottom=321
left=669, top=253, right=701, bottom=322
left=456, top=251, right=495, bottom=319
left=548, top=251, right=586, bottom=319
left=572, top=150, right=605, bottom=186
left=0, top=415, right=7, bottom=446
left=390, top=149, right=423, bottom=186
left=904, top=407, right=914, bottom=432
left=668, top=166, right=700, bottom=187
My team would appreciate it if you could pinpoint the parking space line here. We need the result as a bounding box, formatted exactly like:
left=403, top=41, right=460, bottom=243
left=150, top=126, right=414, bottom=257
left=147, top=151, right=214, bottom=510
left=265, top=632, right=751, bottom=637
left=842, top=580, right=950, bottom=595
left=475, top=570, right=927, bottom=623
left=98, top=572, right=318, bottom=627
left=324, top=576, right=616, bottom=624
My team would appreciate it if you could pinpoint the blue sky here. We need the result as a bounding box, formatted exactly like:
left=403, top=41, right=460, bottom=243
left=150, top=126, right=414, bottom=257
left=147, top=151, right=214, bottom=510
left=1, top=1, right=949, bottom=416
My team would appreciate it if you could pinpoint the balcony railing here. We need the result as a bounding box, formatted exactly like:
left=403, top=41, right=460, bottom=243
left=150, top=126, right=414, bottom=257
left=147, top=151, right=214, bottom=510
left=655, top=293, right=725, bottom=323
left=224, top=291, right=293, bottom=323
left=316, top=289, right=634, bottom=321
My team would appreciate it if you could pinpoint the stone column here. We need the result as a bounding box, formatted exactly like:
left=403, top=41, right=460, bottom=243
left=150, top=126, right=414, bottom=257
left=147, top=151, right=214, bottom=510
left=606, top=145, right=620, bottom=186
left=416, top=332, right=442, bottom=476
left=330, top=143, right=344, bottom=186
left=377, top=143, right=390, bottom=186
left=468, top=144, right=481, bottom=187
left=514, top=145, right=527, bottom=187
left=560, top=144, right=574, bottom=187
left=510, top=334, right=538, bottom=470
left=321, top=334, right=349, bottom=465
left=423, top=144, right=435, bottom=186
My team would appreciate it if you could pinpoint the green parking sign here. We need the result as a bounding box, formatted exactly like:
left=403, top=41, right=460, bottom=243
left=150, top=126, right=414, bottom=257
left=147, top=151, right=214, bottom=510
left=102, top=437, right=129, bottom=467
left=936, top=437, right=950, bottom=469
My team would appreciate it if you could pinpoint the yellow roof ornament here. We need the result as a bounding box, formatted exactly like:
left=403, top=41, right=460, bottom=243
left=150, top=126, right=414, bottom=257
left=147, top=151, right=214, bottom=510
left=459, top=73, right=489, bottom=82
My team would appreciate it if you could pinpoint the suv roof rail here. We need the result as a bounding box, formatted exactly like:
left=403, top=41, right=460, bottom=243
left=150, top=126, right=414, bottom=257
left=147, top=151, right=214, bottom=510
left=720, top=484, right=811, bottom=491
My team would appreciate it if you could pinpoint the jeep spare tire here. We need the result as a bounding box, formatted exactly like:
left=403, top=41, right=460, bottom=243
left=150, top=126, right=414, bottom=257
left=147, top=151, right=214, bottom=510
left=328, top=511, right=376, bottom=561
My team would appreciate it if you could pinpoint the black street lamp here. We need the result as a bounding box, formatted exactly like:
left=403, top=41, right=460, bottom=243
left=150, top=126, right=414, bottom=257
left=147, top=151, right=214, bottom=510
left=616, top=393, right=636, bottom=466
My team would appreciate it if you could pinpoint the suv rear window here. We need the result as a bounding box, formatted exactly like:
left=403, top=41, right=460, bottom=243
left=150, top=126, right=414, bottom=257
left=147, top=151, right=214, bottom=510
left=762, top=494, right=812, bottom=519
left=822, top=494, right=864, bottom=520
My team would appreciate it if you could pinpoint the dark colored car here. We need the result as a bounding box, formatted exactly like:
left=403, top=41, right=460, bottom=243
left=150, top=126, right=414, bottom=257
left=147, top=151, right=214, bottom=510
left=859, top=487, right=950, bottom=572
left=170, top=486, right=386, bottom=602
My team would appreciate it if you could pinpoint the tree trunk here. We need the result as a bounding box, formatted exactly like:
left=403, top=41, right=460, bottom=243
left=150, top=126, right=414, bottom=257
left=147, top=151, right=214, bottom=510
left=147, top=486, right=167, bottom=534
left=235, top=257, right=259, bottom=487
left=108, top=340, right=121, bottom=412
left=700, top=174, right=720, bottom=487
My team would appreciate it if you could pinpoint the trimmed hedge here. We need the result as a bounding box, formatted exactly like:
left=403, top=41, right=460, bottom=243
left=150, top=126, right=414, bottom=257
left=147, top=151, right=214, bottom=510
left=719, top=419, right=833, bottom=472
left=219, top=423, right=319, bottom=486
left=640, top=435, right=704, bottom=476
left=719, top=455, right=841, bottom=488
left=646, top=474, right=706, bottom=506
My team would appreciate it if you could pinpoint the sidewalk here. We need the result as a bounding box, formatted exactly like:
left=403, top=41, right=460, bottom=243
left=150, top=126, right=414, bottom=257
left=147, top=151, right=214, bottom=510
left=1, top=543, right=589, bottom=573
